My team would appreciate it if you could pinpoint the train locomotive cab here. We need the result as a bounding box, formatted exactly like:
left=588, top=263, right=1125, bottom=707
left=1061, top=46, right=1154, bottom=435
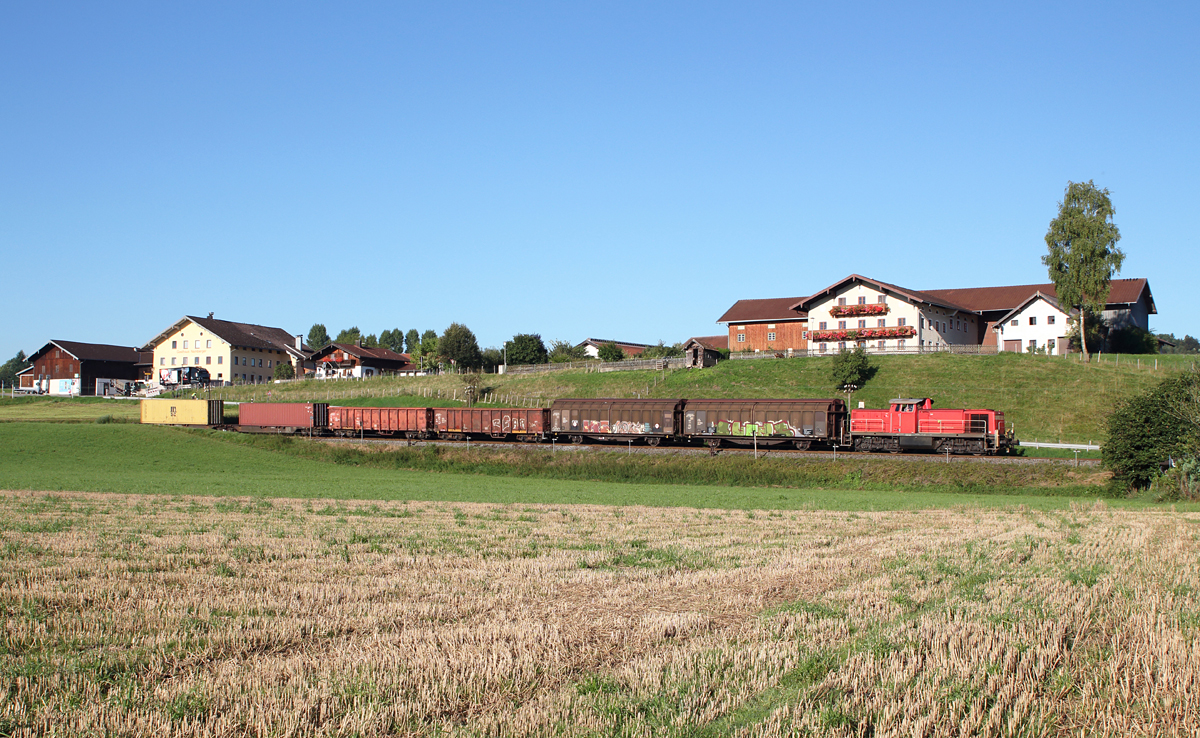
left=850, top=398, right=1015, bottom=455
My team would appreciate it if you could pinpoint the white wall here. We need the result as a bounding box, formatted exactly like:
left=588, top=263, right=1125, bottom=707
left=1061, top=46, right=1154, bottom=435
left=806, top=280, right=978, bottom=352
left=994, top=298, right=1070, bottom=354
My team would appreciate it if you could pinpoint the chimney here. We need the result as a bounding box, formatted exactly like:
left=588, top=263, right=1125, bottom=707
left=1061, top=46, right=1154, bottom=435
left=295, top=334, right=303, bottom=350
left=207, top=312, right=214, bottom=319
left=355, top=337, right=362, bottom=348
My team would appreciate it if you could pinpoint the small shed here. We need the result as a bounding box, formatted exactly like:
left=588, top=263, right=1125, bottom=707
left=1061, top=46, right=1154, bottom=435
left=684, top=335, right=728, bottom=368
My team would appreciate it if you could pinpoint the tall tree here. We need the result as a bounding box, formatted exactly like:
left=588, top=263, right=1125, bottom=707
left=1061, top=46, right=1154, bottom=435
left=362, top=333, right=379, bottom=348
left=440, top=323, right=482, bottom=369
left=0, top=350, right=29, bottom=386
left=334, top=326, right=362, bottom=345
left=1043, top=180, right=1124, bottom=362
left=307, top=324, right=330, bottom=350
left=379, top=329, right=404, bottom=353
left=504, top=333, right=549, bottom=365
left=405, top=329, right=421, bottom=355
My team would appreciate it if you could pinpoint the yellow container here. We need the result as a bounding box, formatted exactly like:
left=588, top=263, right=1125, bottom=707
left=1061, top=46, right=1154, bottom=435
left=141, top=399, right=224, bottom=426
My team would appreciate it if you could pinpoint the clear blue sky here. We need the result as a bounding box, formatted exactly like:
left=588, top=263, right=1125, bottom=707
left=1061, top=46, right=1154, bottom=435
left=2, top=2, right=1196, bottom=360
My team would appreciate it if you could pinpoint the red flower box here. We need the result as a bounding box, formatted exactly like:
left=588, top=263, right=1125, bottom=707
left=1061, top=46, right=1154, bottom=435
left=810, top=326, right=915, bottom=342
left=829, top=304, right=890, bottom=317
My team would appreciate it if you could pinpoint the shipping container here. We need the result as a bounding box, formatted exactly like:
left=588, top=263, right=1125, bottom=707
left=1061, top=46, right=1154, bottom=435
left=550, top=399, right=682, bottom=445
left=680, top=398, right=846, bottom=449
left=433, top=408, right=548, bottom=439
left=328, top=406, right=433, bottom=436
left=238, top=402, right=328, bottom=430
left=141, top=399, right=224, bottom=426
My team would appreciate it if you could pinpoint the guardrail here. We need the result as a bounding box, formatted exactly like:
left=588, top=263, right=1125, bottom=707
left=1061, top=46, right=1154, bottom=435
left=1018, top=441, right=1101, bottom=451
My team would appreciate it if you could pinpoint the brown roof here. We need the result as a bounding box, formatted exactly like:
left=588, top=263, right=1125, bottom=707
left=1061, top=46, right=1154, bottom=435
left=921, top=278, right=1154, bottom=313
left=29, top=340, right=142, bottom=364
left=186, top=315, right=312, bottom=354
left=687, top=335, right=728, bottom=350
left=717, top=297, right=808, bottom=323
left=793, top=275, right=976, bottom=313
left=311, top=343, right=412, bottom=363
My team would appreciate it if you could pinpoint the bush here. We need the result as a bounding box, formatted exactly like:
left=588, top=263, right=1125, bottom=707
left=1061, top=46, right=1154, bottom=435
left=597, top=342, right=625, bottom=362
left=1108, top=325, right=1158, bottom=354
left=1152, top=456, right=1200, bottom=501
left=830, top=345, right=869, bottom=390
left=1103, top=371, right=1199, bottom=491
left=273, top=362, right=295, bottom=380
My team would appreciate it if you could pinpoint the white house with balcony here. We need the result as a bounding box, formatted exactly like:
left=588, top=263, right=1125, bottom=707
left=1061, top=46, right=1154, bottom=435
left=992, top=292, right=1071, bottom=354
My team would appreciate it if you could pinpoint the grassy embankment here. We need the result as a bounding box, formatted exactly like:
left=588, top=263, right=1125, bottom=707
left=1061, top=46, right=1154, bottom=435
left=0, top=423, right=1184, bottom=510
left=178, top=351, right=1196, bottom=445
left=0, top=395, right=140, bottom=422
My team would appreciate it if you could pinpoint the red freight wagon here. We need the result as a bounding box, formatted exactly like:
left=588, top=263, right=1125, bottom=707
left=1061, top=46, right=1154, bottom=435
left=433, top=408, right=549, bottom=441
left=849, top=398, right=1015, bottom=455
left=327, top=406, right=433, bottom=438
left=238, top=402, right=328, bottom=431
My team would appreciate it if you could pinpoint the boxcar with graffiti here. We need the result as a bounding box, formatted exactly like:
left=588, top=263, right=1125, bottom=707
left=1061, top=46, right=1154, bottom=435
left=680, top=398, right=847, bottom=450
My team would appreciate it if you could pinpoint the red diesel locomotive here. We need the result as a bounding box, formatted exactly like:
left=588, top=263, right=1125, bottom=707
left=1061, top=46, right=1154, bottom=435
left=849, top=397, right=1013, bottom=455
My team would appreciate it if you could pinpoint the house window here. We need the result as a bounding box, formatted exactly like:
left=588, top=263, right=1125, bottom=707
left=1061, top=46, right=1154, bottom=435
left=838, top=342, right=846, bottom=351
left=171, top=357, right=177, bottom=365
left=898, top=339, right=906, bottom=349
left=1047, top=315, right=1056, bottom=325
left=819, top=322, right=827, bottom=330
left=207, top=340, right=212, bottom=348
left=258, top=359, right=263, bottom=367
left=1011, top=319, right=1018, bottom=327
left=898, top=318, right=906, bottom=326
left=171, top=341, right=177, bottom=349
left=877, top=341, right=886, bottom=350
left=838, top=321, right=846, bottom=330
left=736, top=333, right=745, bottom=343
left=877, top=319, right=886, bottom=327
left=160, top=358, right=165, bottom=366
left=767, top=332, right=776, bottom=341
left=858, top=320, right=866, bottom=329
left=1028, top=340, right=1037, bottom=352
left=802, top=331, right=808, bottom=340
left=819, top=343, right=827, bottom=353
left=920, top=317, right=925, bottom=329
left=1029, top=317, right=1037, bottom=326
left=858, top=296, right=866, bottom=305
left=838, top=297, right=847, bottom=306
left=206, top=356, right=211, bottom=365
left=218, top=356, right=223, bottom=365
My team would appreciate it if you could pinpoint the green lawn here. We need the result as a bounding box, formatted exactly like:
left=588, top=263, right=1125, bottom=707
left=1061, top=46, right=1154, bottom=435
left=0, top=396, right=141, bottom=422
left=0, top=423, right=1187, bottom=512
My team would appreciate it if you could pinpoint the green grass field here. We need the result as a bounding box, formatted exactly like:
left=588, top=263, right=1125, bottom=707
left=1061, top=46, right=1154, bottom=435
left=170, top=351, right=1196, bottom=444
left=0, top=423, right=1186, bottom=511
left=0, top=395, right=141, bottom=422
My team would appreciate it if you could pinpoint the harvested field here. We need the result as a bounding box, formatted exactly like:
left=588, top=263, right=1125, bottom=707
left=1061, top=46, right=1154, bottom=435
left=1, top=491, right=1198, bottom=736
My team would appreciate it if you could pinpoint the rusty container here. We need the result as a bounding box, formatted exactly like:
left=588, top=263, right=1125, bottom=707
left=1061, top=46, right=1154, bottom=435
left=434, top=408, right=548, bottom=437
left=550, top=399, right=682, bottom=438
left=328, top=406, right=433, bottom=434
left=238, top=402, right=328, bottom=429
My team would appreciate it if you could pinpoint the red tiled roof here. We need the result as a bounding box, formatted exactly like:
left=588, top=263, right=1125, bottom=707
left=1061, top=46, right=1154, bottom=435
left=28, top=340, right=142, bottom=364
left=921, top=278, right=1153, bottom=313
left=311, top=343, right=412, bottom=363
left=793, top=275, right=976, bottom=313
left=717, top=297, right=808, bottom=323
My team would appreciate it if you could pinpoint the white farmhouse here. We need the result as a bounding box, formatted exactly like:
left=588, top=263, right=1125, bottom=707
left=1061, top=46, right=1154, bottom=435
left=992, top=292, right=1071, bottom=354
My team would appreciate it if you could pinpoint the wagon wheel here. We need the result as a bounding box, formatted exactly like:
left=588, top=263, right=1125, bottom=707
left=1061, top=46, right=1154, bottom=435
left=706, top=438, right=721, bottom=449
left=570, top=435, right=584, bottom=445
left=793, top=440, right=812, bottom=451
left=646, top=437, right=661, bottom=447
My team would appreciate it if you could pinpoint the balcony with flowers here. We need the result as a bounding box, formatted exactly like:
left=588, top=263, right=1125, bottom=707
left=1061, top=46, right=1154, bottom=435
left=810, top=325, right=916, bottom=341
left=828, top=303, right=890, bottom=317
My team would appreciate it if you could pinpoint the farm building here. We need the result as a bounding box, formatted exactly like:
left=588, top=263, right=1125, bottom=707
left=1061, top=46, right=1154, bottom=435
left=310, top=342, right=416, bottom=379
left=576, top=339, right=651, bottom=358
left=145, top=314, right=313, bottom=385
left=990, top=292, right=1073, bottom=354
left=684, top=335, right=728, bottom=368
left=716, top=297, right=808, bottom=353
left=20, top=340, right=151, bottom=396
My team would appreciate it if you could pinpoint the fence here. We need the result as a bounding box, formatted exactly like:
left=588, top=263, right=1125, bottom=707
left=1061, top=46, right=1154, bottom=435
left=729, top=344, right=1003, bottom=360
left=505, top=356, right=687, bottom=375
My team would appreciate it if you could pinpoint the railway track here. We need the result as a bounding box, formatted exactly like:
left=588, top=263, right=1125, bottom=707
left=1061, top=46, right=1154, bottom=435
left=313, top=435, right=1100, bottom=466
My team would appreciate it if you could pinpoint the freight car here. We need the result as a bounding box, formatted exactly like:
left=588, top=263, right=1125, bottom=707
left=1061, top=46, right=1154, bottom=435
left=550, top=398, right=681, bottom=446
left=433, top=407, right=548, bottom=441
left=849, top=398, right=1014, bottom=455
left=238, top=402, right=329, bottom=433
left=680, top=398, right=847, bottom=450
left=328, top=406, right=434, bottom=438
left=141, top=398, right=225, bottom=426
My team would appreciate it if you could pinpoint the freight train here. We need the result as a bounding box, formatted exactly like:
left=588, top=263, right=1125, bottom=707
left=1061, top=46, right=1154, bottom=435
left=142, top=396, right=1016, bottom=455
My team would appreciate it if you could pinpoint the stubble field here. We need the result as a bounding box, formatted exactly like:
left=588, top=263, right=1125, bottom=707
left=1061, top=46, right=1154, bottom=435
left=2, top=491, right=1198, bottom=737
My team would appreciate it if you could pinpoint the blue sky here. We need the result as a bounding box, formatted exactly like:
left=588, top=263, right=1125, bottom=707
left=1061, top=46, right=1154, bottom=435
left=2, top=2, right=1196, bottom=360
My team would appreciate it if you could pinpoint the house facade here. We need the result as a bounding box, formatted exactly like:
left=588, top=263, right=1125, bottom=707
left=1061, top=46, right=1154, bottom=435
left=992, top=293, right=1071, bottom=354
left=715, top=297, right=808, bottom=353
left=795, top=276, right=978, bottom=354
left=20, top=340, right=150, bottom=395
left=310, top=343, right=415, bottom=379
left=145, top=315, right=312, bottom=385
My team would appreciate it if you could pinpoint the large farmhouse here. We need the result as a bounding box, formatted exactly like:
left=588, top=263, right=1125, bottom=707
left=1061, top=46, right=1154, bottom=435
left=720, top=276, right=1156, bottom=355
left=145, top=315, right=313, bottom=385
left=20, top=340, right=151, bottom=395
